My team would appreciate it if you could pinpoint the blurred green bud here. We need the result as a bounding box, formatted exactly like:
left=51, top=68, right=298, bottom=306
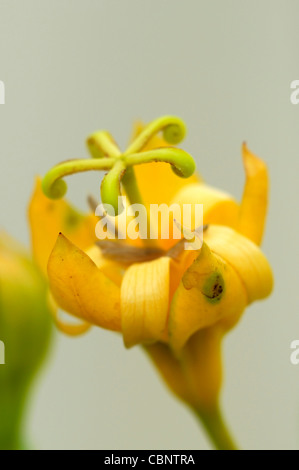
left=0, top=232, right=53, bottom=449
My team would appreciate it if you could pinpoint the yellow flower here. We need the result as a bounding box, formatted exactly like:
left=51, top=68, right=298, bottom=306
left=30, top=116, right=273, bottom=449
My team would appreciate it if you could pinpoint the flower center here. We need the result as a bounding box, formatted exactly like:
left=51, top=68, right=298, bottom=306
left=41, top=116, right=196, bottom=217
left=95, top=225, right=209, bottom=266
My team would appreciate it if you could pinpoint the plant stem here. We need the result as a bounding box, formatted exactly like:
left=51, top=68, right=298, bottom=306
left=194, top=405, right=238, bottom=450
left=0, top=385, right=26, bottom=450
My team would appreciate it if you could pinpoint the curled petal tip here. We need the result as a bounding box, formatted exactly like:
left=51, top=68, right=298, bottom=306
left=238, top=144, right=269, bottom=245
left=242, top=143, right=268, bottom=175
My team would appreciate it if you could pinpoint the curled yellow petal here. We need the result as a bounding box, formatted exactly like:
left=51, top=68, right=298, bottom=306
left=52, top=310, right=92, bottom=336
left=169, top=242, right=247, bottom=351
left=121, top=257, right=171, bottom=348
left=48, top=234, right=121, bottom=331
left=237, top=143, right=268, bottom=245
left=170, top=183, right=239, bottom=229
left=47, top=278, right=92, bottom=337
left=204, top=225, right=273, bottom=304
left=28, top=178, right=97, bottom=275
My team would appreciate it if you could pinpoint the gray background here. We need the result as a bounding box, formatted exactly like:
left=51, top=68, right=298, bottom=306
left=0, top=0, right=298, bottom=450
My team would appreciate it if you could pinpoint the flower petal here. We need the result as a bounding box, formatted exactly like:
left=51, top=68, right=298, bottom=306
left=204, top=225, right=273, bottom=304
left=85, top=245, right=125, bottom=287
left=170, top=183, right=239, bottom=228
left=51, top=310, right=92, bottom=336
left=47, top=234, right=121, bottom=331
left=46, top=290, right=92, bottom=337
left=180, top=327, right=223, bottom=409
left=28, top=178, right=97, bottom=274
left=121, top=256, right=171, bottom=348
left=144, top=342, right=195, bottom=405
left=145, top=327, right=224, bottom=410
left=237, top=144, right=269, bottom=245
left=169, top=242, right=247, bottom=351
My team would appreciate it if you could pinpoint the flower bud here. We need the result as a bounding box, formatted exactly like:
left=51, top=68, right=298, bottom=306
left=0, top=232, right=52, bottom=449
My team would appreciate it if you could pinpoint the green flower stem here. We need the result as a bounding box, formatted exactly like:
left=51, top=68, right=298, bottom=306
left=193, top=405, right=238, bottom=451
left=0, top=384, right=27, bottom=450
